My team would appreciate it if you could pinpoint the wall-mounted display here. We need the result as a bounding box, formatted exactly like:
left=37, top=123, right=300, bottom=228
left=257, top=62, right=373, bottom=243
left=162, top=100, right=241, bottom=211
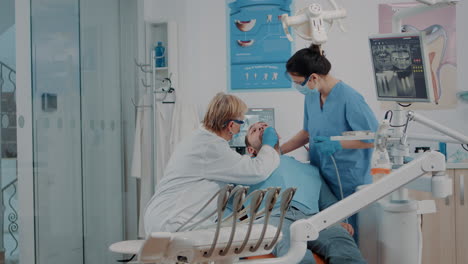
left=228, top=0, right=292, bottom=91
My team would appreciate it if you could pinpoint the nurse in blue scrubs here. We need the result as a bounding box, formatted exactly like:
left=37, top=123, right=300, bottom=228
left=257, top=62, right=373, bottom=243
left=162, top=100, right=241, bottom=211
left=280, top=44, right=379, bottom=235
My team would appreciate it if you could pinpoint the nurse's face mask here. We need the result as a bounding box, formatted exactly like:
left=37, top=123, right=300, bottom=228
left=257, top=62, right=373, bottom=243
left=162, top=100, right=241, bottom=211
left=290, top=74, right=318, bottom=95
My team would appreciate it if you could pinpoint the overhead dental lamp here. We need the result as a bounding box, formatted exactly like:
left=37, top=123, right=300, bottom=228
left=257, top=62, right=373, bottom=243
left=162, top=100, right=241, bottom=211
left=280, top=0, right=346, bottom=44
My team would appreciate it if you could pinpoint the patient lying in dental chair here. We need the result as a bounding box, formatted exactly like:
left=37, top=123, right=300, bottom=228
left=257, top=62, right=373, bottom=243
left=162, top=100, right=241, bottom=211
left=244, top=122, right=366, bottom=264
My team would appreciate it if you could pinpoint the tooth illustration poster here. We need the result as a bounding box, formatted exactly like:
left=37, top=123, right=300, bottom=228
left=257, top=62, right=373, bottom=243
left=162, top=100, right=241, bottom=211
left=379, top=3, right=457, bottom=110
left=228, top=0, right=292, bottom=90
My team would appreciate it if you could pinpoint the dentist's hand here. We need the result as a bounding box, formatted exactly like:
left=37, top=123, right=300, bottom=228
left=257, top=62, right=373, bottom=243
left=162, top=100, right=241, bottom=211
left=262, top=127, right=279, bottom=148
left=313, top=136, right=342, bottom=156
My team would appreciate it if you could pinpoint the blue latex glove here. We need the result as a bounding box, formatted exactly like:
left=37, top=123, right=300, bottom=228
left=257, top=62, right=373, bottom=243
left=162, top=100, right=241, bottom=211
left=262, top=127, right=279, bottom=148
left=313, top=136, right=342, bottom=156
left=403, top=156, right=414, bottom=164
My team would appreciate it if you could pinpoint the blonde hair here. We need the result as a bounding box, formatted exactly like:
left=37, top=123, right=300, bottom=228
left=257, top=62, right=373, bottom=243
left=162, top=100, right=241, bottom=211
left=203, top=92, right=247, bottom=133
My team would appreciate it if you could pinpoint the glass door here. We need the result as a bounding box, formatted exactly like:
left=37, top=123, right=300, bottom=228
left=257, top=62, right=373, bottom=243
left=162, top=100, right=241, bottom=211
left=15, top=0, right=131, bottom=263
left=30, top=0, right=83, bottom=263
left=80, top=0, right=125, bottom=262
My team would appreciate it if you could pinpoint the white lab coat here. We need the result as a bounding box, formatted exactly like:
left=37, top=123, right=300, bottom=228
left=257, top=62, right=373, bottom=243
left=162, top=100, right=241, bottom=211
left=169, top=102, right=200, bottom=156
left=130, top=94, right=153, bottom=237
left=131, top=94, right=152, bottom=180
left=143, top=126, right=280, bottom=234
left=155, top=101, right=174, bottom=185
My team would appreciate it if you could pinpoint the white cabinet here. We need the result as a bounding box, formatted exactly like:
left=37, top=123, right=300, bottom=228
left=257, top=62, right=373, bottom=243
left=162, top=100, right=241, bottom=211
left=410, top=170, right=456, bottom=264
left=455, top=169, right=468, bottom=264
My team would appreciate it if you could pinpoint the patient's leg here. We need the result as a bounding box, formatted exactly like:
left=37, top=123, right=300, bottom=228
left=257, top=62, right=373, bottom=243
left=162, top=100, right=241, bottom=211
left=269, top=209, right=317, bottom=264
left=308, top=225, right=366, bottom=264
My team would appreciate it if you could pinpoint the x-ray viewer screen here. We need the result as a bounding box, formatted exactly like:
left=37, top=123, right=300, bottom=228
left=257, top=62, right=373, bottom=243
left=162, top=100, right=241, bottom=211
left=369, top=33, right=432, bottom=102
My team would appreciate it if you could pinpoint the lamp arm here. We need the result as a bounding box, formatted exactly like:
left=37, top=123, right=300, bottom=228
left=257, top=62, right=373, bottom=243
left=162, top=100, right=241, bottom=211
left=407, top=133, right=465, bottom=144
left=282, top=13, right=308, bottom=26
left=407, top=111, right=468, bottom=144
left=321, top=8, right=346, bottom=21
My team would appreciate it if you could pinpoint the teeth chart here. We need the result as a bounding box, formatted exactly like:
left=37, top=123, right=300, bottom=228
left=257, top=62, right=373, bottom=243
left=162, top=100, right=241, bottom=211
left=228, top=0, right=292, bottom=90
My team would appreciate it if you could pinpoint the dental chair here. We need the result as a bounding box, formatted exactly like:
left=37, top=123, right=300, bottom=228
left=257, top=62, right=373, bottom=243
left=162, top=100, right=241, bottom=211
left=109, top=185, right=328, bottom=264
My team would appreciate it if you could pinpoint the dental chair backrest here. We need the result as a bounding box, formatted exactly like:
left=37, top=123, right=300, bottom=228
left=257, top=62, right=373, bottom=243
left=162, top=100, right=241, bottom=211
left=109, top=185, right=296, bottom=264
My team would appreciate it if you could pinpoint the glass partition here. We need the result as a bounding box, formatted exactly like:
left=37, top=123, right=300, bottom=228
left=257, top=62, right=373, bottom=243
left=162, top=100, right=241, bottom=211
left=30, top=0, right=83, bottom=262
left=80, top=0, right=124, bottom=262
left=28, top=0, right=129, bottom=263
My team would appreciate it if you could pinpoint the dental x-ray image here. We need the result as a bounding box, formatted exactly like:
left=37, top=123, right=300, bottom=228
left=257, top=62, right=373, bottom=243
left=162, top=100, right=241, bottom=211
left=372, top=43, right=416, bottom=98
left=369, top=33, right=431, bottom=102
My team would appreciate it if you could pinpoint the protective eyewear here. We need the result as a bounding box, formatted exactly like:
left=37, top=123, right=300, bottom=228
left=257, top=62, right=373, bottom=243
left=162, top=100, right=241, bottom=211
left=297, top=75, right=311, bottom=87
left=224, top=119, right=245, bottom=127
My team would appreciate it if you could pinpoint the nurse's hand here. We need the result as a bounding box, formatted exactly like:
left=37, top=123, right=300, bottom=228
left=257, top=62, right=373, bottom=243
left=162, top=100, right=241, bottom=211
left=262, top=127, right=279, bottom=148
left=313, top=136, right=342, bottom=156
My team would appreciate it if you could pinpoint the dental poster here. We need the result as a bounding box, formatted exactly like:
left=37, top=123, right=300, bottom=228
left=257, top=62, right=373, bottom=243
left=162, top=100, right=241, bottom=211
left=228, top=0, right=292, bottom=91
left=379, top=3, right=457, bottom=109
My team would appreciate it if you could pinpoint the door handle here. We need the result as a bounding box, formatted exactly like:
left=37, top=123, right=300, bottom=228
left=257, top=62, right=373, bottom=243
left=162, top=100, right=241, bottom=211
left=460, top=174, right=465, bottom=206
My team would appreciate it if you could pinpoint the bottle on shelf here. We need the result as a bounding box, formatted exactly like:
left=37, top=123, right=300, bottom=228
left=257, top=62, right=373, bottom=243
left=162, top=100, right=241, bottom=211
left=154, top=41, right=166, bottom=68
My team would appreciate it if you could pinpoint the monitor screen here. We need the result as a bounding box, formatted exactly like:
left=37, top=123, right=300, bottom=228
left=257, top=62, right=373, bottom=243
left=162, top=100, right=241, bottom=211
left=369, top=32, right=433, bottom=103
left=229, top=108, right=275, bottom=147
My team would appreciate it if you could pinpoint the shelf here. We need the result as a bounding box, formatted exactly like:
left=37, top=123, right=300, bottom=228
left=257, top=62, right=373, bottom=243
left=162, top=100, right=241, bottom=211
left=155, top=67, right=168, bottom=71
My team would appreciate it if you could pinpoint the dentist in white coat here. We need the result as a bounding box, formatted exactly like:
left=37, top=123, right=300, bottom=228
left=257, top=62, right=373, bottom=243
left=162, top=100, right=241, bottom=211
left=144, top=92, right=280, bottom=234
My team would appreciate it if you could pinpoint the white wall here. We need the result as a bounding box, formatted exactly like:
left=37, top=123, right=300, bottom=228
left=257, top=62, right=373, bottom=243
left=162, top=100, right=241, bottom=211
left=0, top=0, right=14, bottom=35
left=144, top=0, right=468, bottom=159
left=0, top=25, right=16, bottom=68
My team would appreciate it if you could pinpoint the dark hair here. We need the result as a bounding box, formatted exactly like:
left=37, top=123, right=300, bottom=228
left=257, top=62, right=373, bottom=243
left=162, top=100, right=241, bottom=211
left=286, top=44, right=331, bottom=77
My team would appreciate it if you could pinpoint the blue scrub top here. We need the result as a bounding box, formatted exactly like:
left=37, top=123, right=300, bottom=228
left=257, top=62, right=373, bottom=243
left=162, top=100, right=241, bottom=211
left=249, top=156, right=323, bottom=215
left=303, top=81, right=379, bottom=199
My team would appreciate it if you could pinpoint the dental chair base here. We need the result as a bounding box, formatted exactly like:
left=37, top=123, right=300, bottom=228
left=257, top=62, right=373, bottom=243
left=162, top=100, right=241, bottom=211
left=358, top=193, right=437, bottom=264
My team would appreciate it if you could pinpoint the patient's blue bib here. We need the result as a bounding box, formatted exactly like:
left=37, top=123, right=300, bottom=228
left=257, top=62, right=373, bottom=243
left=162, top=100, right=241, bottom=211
left=250, top=155, right=322, bottom=215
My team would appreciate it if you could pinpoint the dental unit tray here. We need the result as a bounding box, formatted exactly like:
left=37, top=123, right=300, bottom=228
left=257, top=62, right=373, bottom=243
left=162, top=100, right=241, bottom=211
left=109, top=186, right=297, bottom=263
left=111, top=224, right=280, bottom=263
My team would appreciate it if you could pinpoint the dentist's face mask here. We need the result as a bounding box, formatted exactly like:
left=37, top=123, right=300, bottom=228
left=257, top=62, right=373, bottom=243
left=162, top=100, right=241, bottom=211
left=291, top=74, right=318, bottom=95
